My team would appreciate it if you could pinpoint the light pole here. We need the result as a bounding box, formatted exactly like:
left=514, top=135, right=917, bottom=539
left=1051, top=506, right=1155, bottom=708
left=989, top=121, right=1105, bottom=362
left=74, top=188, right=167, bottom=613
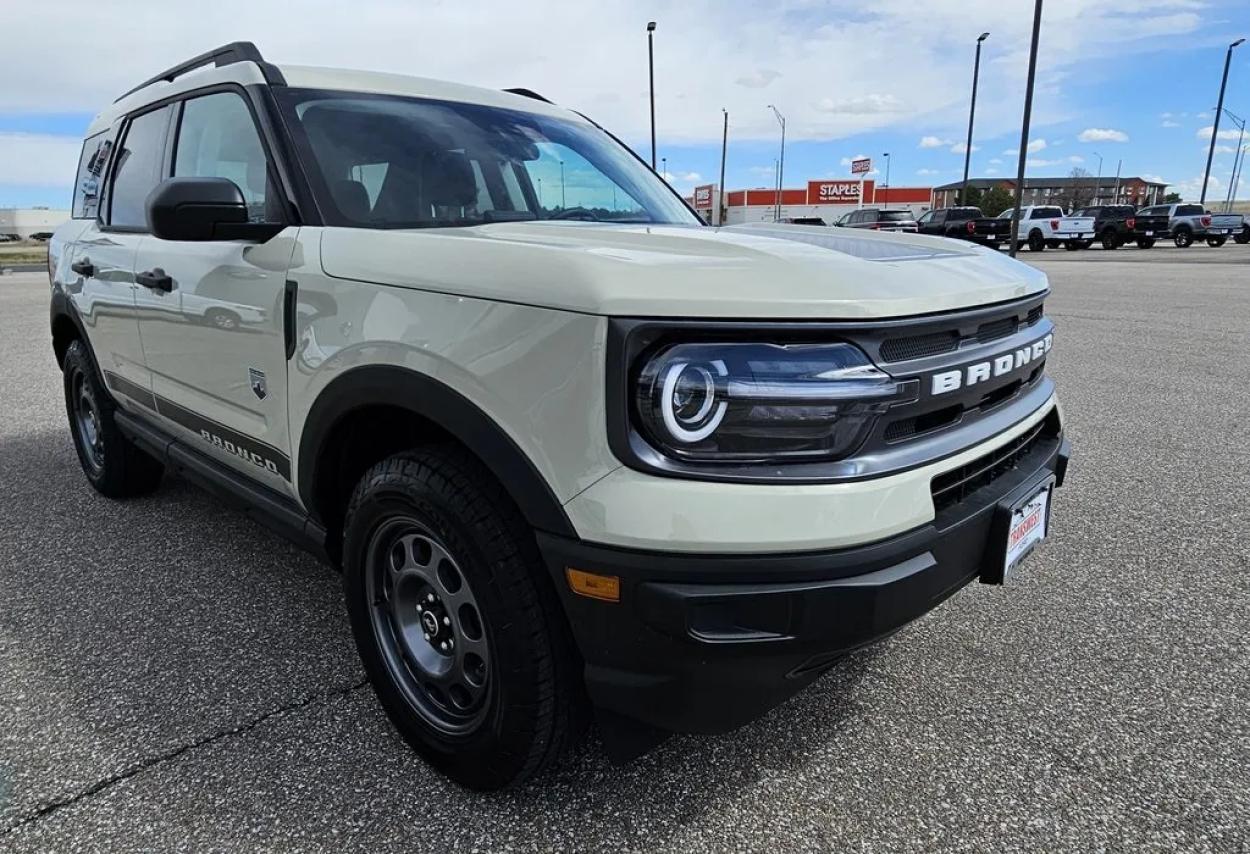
left=1201, top=37, right=1244, bottom=205
left=559, top=160, right=566, bottom=209
left=1092, top=151, right=1103, bottom=206
left=768, top=104, right=786, bottom=222
left=661, top=156, right=667, bottom=182
left=537, top=177, right=543, bottom=209
left=647, top=22, right=657, bottom=170
left=1112, top=159, right=1122, bottom=205
left=1009, top=7, right=1041, bottom=257
left=883, top=152, right=891, bottom=197
left=1231, top=143, right=1249, bottom=211
left=962, top=32, right=990, bottom=206
left=719, top=108, right=729, bottom=225
left=1220, top=107, right=1245, bottom=212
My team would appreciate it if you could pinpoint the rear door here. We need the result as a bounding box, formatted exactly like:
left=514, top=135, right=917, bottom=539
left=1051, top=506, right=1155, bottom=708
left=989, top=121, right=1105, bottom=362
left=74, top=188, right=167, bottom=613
left=132, top=88, right=298, bottom=492
left=66, top=106, right=174, bottom=409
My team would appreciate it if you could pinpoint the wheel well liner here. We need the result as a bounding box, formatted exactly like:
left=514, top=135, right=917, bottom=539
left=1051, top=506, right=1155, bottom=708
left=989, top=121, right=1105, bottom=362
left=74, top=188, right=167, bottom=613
left=298, top=365, right=577, bottom=543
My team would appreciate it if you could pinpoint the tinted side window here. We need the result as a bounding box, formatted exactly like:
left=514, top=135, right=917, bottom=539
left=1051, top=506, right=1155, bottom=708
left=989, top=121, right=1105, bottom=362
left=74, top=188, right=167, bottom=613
left=109, top=106, right=172, bottom=228
left=73, top=131, right=115, bottom=219
left=174, top=92, right=274, bottom=222
left=1178, top=204, right=1204, bottom=216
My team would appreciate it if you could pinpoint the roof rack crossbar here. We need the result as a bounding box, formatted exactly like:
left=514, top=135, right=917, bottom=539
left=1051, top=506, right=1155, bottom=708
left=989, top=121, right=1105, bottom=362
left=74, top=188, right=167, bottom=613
left=114, top=41, right=267, bottom=103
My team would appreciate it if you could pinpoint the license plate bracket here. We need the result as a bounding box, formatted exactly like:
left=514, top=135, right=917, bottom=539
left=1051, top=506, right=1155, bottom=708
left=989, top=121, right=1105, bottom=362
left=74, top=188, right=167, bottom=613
left=980, top=474, right=1056, bottom=585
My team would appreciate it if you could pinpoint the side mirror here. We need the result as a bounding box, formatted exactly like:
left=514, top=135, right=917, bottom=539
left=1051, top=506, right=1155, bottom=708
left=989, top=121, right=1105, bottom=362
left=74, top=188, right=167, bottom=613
left=146, top=177, right=281, bottom=242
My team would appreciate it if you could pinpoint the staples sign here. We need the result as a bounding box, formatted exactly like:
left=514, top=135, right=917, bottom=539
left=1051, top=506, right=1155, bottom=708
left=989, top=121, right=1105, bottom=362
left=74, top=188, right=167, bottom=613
left=810, top=181, right=862, bottom=204
left=693, top=184, right=714, bottom=208
left=851, top=158, right=872, bottom=175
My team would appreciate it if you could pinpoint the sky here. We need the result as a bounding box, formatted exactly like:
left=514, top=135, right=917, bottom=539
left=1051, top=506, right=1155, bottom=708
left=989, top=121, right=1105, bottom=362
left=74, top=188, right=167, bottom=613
left=1, top=0, right=1247, bottom=210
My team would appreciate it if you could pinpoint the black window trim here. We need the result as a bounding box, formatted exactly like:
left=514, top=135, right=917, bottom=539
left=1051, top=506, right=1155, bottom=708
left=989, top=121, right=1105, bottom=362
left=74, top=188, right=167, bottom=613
left=97, top=81, right=307, bottom=235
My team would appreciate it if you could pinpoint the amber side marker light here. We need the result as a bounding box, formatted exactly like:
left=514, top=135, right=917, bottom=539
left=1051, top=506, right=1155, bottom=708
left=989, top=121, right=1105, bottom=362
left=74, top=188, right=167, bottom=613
left=566, top=568, right=620, bottom=603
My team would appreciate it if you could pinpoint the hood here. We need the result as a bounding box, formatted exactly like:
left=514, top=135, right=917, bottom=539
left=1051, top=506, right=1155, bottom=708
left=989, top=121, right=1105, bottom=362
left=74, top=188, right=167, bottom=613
left=319, top=221, right=1048, bottom=319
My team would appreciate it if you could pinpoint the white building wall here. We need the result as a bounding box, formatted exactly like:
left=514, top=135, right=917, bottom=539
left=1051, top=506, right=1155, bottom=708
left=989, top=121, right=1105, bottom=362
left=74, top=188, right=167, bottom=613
left=0, top=208, right=70, bottom=239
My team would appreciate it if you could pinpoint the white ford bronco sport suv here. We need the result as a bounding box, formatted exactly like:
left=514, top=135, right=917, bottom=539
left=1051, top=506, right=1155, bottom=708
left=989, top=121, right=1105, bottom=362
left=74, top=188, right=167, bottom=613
left=49, top=43, right=1070, bottom=790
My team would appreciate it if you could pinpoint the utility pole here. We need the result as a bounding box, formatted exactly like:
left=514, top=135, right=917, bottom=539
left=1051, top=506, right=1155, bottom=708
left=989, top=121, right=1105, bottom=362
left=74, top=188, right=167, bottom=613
left=647, top=21, right=657, bottom=170
left=1220, top=108, right=1245, bottom=212
left=719, top=108, right=728, bottom=225
left=962, top=32, right=990, bottom=206
left=1092, top=151, right=1103, bottom=206
left=1112, top=159, right=1121, bottom=205
left=768, top=105, right=786, bottom=222
left=1009, top=3, right=1042, bottom=257
left=883, top=152, right=891, bottom=195
left=1201, top=38, right=1244, bottom=204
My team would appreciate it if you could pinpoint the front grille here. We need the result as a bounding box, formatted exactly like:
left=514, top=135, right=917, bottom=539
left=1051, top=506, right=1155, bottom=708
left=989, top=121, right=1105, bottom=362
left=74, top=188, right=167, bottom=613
left=879, top=330, right=959, bottom=362
left=977, top=316, right=1018, bottom=342
left=1025, top=305, right=1044, bottom=325
left=930, top=414, right=1054, bottom=512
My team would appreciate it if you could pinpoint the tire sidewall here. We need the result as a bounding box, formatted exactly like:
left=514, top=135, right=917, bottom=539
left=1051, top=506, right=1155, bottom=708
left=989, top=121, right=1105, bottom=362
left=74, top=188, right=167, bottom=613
left=63, top=341, right=114, bottom=491
left=1174, top=228, right=1193, bottom=247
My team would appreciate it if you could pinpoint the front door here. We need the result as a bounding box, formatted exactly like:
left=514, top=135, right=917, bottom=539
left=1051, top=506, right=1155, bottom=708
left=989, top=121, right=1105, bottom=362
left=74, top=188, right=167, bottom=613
left=132, top=90, right=298, bottom=494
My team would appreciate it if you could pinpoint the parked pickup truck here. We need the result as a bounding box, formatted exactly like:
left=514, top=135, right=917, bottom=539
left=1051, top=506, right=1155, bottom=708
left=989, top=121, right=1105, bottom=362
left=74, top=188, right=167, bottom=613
left=1236, top=220, right=1250, bottom=244
left=998, top=205, right=1096, bottom=252
left=1138, top=203, right=1241, bottom=248
left=915, top=206, right=1011, bottom=247
left=1073, top=205, right=1156, bottom=249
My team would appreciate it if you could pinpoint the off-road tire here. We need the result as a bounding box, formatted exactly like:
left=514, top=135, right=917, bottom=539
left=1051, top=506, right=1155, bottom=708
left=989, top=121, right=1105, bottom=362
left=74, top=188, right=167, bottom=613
left=1028, top=230, right=1046, bottom=252
left=1234, top=227, right=1249, bottom=245
left=342, top=447, right=585, bottom=790
left=1174, top=227, right=1194, bottom=248
left=62, top=339, right=163, bottom=498
left=1100, top=229, right=1120, bottom=250
left=1206, top=236, right=1227, bottom=248
left=1136, top=238, right=1156, bottom=249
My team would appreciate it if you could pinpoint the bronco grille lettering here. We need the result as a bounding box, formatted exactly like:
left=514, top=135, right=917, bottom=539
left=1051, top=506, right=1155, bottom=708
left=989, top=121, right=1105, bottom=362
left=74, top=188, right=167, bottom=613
left=931, top=334, right=1053, bottom=396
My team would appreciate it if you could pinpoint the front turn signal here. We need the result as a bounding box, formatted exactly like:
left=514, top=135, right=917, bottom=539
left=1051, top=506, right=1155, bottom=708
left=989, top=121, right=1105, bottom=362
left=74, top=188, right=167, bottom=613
left=566, top=568, right=620, bottom=603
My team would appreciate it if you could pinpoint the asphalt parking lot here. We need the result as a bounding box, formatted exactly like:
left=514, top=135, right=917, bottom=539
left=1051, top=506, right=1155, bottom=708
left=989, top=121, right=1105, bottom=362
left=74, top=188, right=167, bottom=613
left=1, top=245, right=1248, bottom=853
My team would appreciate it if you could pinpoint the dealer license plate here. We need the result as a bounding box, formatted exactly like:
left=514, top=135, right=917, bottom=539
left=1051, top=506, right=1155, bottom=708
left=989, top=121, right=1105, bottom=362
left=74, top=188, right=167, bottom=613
left=1003, top=484, right=1050, bottom=577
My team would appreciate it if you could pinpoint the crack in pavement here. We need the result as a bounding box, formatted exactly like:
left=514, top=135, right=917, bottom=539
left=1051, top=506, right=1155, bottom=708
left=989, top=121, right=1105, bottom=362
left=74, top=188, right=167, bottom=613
left=0, top=677, right=371, bottom=837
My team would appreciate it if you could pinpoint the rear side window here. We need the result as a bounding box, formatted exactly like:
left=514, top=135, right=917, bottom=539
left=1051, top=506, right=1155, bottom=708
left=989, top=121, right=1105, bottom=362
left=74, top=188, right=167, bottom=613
left=1031, top=207, right=1063, bottom=219
left=174, top=92, right=274, bottom=222
left=947, top=209, right=975, bottom=221
left=879, top=211, right=913, bottom=222
left=109, top=106, right=173, bottom=229
left=1177, top=204, right=1204, bottom=216
left=72, top=131, right=115, bottom=219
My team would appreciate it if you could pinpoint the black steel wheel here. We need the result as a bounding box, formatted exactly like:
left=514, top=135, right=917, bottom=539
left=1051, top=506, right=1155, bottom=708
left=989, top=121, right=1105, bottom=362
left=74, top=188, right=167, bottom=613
left=62, top=339, right=163, bottom=498
left=366, top=519, right=492, bottom=733
left=1174, top=228, right=1194, bottom=248
left=1028, top=230, right=1046, bottom=252
left=342, top=447, right=585, bottom=790
left=1100, top=229, right=1120, bottom=250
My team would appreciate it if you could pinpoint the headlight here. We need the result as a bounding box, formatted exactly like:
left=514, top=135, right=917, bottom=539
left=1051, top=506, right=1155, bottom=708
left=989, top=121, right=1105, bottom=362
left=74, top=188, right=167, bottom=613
left=634, top=342, right=916, bottom=463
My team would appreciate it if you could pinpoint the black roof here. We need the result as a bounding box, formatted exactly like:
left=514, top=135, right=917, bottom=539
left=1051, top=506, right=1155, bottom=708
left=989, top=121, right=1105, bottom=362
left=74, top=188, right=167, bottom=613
left=933, top=176, right=1167, bottom=191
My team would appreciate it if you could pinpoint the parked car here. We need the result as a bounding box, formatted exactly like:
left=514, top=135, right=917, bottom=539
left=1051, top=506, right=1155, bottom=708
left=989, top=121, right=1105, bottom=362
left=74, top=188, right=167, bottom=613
left=833, top=208, right=919, bottom=232
left=997, top=206, right=1096, bottom=251
left=49, top=41, right=1070, bottom=790
left=1073, top=206, right=1140, bottom=249
left=915, top=206, right=1011, bottom=247
left=1138, top=203, right=1240, bottom=247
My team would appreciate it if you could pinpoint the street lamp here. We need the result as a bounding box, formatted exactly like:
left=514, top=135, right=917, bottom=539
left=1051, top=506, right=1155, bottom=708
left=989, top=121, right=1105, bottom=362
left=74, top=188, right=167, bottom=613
left=767, top=104, right=786, bottom=222
left=1220, top=107, right=1246, bottom=212
left=537, top=177, right=543, bottom=209
left=719, top=108, right=729, bottom=225
left=559, top=159, right=566, bottom=209
left=961, top=32, right=990, bottom=206
left=647, top=21, right=657, bottom=170
left=661, top=156, right=667, bottom=183
left=1008, top=6, right=1041, bottom=258
left=883, top=152, right=891, bottom=195
left=1200, top=37, right=1245, bottom=205
left=1092, top=151, right=1103, bottom=206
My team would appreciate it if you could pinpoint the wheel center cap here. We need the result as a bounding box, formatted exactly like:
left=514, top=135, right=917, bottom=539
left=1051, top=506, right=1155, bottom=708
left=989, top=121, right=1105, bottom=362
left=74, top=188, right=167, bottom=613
left=420, top=609, right=440, bottom=637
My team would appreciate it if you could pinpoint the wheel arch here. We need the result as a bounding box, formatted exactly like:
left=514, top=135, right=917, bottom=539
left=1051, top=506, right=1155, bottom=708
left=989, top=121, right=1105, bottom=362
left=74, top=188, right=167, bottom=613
left=297, top=365, right=578, bottom=559
left=50, top=288, right=94, bottom=371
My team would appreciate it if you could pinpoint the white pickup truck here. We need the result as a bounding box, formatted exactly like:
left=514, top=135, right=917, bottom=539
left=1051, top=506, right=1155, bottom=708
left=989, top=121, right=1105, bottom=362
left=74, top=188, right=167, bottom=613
left=998, top=205, right=1097, bottom=252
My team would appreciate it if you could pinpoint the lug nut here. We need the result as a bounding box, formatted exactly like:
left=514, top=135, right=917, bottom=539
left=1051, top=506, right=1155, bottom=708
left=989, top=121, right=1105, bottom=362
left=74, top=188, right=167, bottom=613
left=423, top=633, right=430, bottom=641
left=443, top=616, right=451, bottom=625
left=440, top=641, right=448, bottom=650
left=427, top=593, right=435, bottom=602
left=416, top=603, right=423, bottom=612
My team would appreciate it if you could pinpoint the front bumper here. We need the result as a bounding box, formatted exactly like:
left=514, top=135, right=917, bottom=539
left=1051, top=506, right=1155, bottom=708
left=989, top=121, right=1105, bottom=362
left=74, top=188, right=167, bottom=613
left=539, top=421, right=1070, bottom=737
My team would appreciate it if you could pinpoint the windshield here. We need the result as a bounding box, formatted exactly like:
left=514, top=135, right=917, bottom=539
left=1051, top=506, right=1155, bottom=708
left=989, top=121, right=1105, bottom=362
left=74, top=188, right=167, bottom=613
left=275, top=88, right=700, bottom=229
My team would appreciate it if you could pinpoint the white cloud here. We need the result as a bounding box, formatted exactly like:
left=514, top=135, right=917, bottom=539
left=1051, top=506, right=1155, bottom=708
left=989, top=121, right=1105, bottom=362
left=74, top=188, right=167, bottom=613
left=0, top=132, right=82, bottom=189
left=950, top=142, right=979, bottom=154
left=1212, top=145, right=1238, bottom=154
left=919, top=136, right=952, bottom=149
left=1197, top=126, right=1243, bottom=141
left=735, top=69, right=782, bottom=89
left=815, top=94, right=904, bottom=114
left=1068, top=155, right=1085, bottom=164
left=1003, top=139, right=1048, bottom=156
left=1171, top=173, right=1220, bottom=200
left=1078, top=128, right=1129, bottom=143
left=989, top=157, right=1003, bottom=165
left=985, top=167, right=1000, bottom=175
left=0, top=0, right=1216, bottom=152
left=916, top=168, right=940, bottom=176
left=839, top=154, right=870, bottom=166
left=1161, top=119, right=1180, bottom=128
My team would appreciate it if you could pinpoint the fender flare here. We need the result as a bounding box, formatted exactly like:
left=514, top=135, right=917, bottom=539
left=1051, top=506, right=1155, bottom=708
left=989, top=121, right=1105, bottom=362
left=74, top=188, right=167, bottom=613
left=297, top=365, right=577, bottom=538
left=50, top=287, right=99, bottom=374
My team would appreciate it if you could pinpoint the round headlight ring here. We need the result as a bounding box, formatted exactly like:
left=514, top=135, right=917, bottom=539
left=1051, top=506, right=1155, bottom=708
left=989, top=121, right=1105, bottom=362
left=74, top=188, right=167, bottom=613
left=659, top=359, right=728, bottom=443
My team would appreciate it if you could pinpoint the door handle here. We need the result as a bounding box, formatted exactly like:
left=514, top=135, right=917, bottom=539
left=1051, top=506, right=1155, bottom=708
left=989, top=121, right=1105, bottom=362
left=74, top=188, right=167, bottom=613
left=71, top=259, right=94, bottom=277
left=136, top=268, right=173, bottom=292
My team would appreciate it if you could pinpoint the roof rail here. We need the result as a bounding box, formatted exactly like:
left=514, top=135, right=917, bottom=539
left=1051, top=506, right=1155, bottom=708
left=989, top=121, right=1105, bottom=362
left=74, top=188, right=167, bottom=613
left=114, top=41, right=284, bottom=103
left=503, top=88, right=553, bottom=104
